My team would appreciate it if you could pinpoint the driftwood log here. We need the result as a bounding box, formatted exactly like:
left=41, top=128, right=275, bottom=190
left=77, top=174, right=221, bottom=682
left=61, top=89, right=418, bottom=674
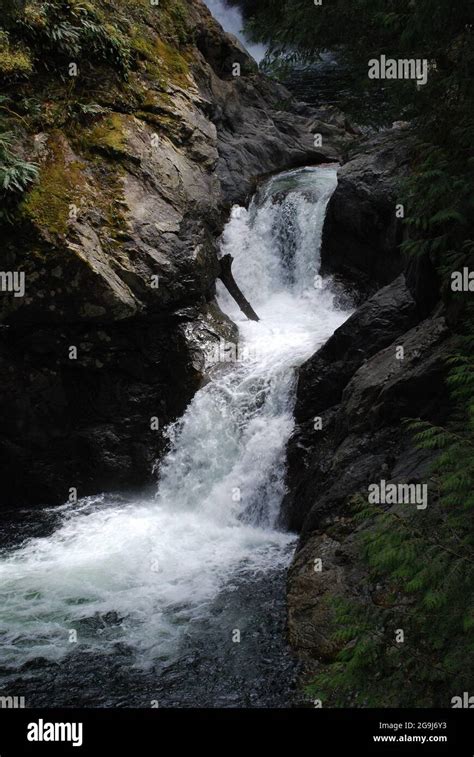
left=218, top=254, right=260, bottom=322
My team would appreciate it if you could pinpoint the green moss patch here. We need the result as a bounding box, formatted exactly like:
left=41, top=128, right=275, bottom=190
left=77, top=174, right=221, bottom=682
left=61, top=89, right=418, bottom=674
left=0, top=31, right=32, bottom=76
left=130, top=27, right=190, bottom=89
left=22, top=132, right=87, bottom=236
left=80, top=113, right=129, bottom=160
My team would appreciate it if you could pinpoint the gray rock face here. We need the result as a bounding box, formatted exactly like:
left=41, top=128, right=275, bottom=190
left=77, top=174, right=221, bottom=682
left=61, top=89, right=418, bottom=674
left=193, top=3, right=351, bottom=205
left=284, top=194, right=453, bottom=682
left=287, top=528, right=364, bottom=663
left=283, top=127, right=451, bottom=675
left=210, top=76, right=345, bottom=205
left=283, top=307, right=451, bottom=532
left=320, top=129, right=414, bottom=294
left=341, top=316, right=450, bottom=435
left=294, top=275, right=419, bottom=424
left=0, top=302, right=237, bottom=507
left=284, top=311, right=453, bottom=673
left=282, top=122, right=453, bottom=679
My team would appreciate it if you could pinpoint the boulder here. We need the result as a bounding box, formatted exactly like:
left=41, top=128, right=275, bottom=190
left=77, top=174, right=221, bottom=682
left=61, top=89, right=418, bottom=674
left=294, top=274, right=418, bottom=424
left=320, top=129, right=414, bottom=293
left=282, top=314, right=452, bottom=535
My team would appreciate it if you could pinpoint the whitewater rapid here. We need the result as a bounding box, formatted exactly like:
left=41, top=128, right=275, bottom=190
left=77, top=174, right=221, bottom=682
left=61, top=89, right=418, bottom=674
left=0, top=166, right=350, bottom=688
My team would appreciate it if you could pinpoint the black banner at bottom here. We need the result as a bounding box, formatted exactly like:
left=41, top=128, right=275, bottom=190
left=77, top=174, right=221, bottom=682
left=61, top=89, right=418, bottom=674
left=0, top=708, right=472, bottom=755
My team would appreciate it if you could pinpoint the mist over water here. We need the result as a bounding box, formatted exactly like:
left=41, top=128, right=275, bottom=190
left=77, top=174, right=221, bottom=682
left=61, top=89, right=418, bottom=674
left=0, top=166, right=351, bottom=706
left=203, top=0, right=267, bottom=63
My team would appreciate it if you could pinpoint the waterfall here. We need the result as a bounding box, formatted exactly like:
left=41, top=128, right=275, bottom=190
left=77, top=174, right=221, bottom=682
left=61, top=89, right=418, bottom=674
left=0, top=166, right=351, bottom=703
left=202, top=0, right=267, bottom=63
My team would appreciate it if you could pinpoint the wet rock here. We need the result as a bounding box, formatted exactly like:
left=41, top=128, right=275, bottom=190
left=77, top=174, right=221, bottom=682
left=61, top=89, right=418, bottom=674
left=294, top=274, right=419, bottom=424
left=321, top=129, right=415, bottom=293
left=282, top=124, right=452, bottom=687
left=285, top=312, right=453, bottom=675
left=287, top=532, right=357, bottom=662
left=283, top=313, right=452, bottom=536
left=285, top=297, right=452, bottom=675
left=341, top=316, right=451, bottom=435
left=0, top=318, right=202, bottom=506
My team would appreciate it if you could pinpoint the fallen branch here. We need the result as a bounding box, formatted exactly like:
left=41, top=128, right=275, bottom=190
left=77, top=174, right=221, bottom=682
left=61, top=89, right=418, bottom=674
left=218, top=254, right=260, bottom=322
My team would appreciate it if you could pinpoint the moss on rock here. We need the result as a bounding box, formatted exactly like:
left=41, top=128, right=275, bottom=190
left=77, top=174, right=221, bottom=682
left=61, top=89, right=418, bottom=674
left=0, top=30, right=32, bottom=76
left=81, top=112, right=129, bottom=160
left=21, top=132, right=87, bottom=236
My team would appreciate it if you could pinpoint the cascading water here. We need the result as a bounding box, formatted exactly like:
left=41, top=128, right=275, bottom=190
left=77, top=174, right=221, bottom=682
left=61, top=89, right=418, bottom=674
left=0, top=166, right=351, bottom=707
left=202, top=0, right=267, bottom=63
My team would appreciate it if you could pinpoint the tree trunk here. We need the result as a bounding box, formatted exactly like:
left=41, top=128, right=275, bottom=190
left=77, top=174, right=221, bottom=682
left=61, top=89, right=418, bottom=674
left=218, top=254, right=260, bottom=322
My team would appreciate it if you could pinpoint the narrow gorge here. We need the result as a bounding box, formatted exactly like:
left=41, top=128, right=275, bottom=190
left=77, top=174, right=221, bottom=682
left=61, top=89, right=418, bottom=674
left=0, top=0, right=471, bottom=713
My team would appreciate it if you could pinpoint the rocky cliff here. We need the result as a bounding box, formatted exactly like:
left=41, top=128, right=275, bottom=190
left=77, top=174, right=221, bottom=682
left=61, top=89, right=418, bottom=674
left=0, top=0, right=353, bottom=507
left=282, top=129, right=453, bottom=695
